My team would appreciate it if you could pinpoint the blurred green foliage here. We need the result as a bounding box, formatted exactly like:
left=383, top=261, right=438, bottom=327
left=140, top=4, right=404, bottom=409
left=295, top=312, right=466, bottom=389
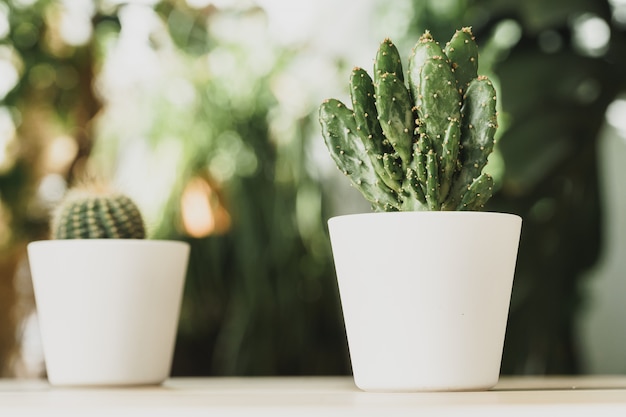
left=0, top=0, right=348, bottom=376
left=1, top=0, right=624, bottom=377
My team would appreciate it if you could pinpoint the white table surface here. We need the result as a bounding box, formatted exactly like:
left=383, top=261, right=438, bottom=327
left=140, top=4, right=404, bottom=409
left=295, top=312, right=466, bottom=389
left=2, top=376, right=626, bottom=416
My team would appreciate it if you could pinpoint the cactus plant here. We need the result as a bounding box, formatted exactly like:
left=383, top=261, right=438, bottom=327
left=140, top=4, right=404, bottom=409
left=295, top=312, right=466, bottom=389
left=320, top=27, right=498, bottom=211
left=51, top=184, right=146, bottom=240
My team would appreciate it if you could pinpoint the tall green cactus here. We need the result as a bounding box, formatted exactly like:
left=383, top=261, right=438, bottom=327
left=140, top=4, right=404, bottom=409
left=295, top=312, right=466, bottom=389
left=51, top=185, right=146, bottom=239
left=320, top=28, right=498, bottom=211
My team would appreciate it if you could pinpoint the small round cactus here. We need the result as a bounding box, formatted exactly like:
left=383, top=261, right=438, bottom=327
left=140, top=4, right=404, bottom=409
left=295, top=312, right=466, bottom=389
left=51, top=184, right=146, bottom=240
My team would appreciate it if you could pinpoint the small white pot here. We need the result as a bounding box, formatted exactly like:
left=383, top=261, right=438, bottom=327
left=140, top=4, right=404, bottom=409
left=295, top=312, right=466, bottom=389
left=328, top=211, right=522, bottom=392
left=27, top=239, right=190, bottom=387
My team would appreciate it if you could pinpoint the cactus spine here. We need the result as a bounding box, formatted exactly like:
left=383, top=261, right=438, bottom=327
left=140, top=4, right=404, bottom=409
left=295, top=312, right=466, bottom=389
left=320, top=28, right=498, bottom=211
left=51, top=185, right=146, bottom=239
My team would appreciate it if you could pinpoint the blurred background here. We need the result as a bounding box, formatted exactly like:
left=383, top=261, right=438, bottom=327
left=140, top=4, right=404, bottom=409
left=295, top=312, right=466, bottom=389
left=0, top=0, right=625, bottom=378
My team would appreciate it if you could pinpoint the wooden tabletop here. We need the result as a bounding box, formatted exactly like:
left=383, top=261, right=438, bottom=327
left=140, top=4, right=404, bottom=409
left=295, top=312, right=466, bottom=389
left=2, top=376, right=626, bottom=416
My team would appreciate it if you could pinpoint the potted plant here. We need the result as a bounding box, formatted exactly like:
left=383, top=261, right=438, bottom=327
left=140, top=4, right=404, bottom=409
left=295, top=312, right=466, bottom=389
left=319, top=28, right=522, bottom=392
left=27, top=183, right=190, bottom=387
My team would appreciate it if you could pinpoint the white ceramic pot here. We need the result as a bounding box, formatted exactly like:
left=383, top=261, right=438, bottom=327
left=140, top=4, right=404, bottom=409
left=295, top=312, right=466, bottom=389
left=328, top=211, right=522, bottom=392
left=27, top=239, right=190, bottom=387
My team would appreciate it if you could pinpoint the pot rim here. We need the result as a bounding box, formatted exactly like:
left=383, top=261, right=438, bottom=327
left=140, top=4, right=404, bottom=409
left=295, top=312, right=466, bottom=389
left=329, top=210, right=522, bottom=223
left=27, top=239, right=189, bottom=250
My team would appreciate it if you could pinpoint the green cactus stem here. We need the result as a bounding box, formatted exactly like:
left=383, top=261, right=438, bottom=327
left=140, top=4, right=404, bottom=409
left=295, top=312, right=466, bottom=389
left=412, top=129, right=433, bottom=203
left=374, top=38, right=405, bottom=82
left=444, top=27, right=479, bottom=95
left=404, top=164, right=426, bottom=207
left=350, top=67, right=402, bottom=193
left=320, top=27, right=498, bottom=212
left=408, top=31, right=443, bottom=109
left=319, top=99, right=399, bottom=211
left=425, top=149, right=440, bottom=210
left=443, top=76, right=498, bottom=210
left=371, top=38, right=414, bottom=170
left=51, top=185, right=146, bottom=239
left=415, top=54, right=461, bottom=203
left=457, top=172, right=494, bottom=211
left=374, top=71, right=415, bottom=168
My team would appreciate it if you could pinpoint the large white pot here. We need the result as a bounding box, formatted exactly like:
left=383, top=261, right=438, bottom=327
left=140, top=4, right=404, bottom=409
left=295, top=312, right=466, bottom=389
left=328, top=211, right=522, bottom=392
left=27, top=239, right=190, bottom=387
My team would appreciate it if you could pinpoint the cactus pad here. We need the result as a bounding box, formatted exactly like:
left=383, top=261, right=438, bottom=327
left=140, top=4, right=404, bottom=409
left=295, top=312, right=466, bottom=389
left=320, top=27, right=498, bottom=212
